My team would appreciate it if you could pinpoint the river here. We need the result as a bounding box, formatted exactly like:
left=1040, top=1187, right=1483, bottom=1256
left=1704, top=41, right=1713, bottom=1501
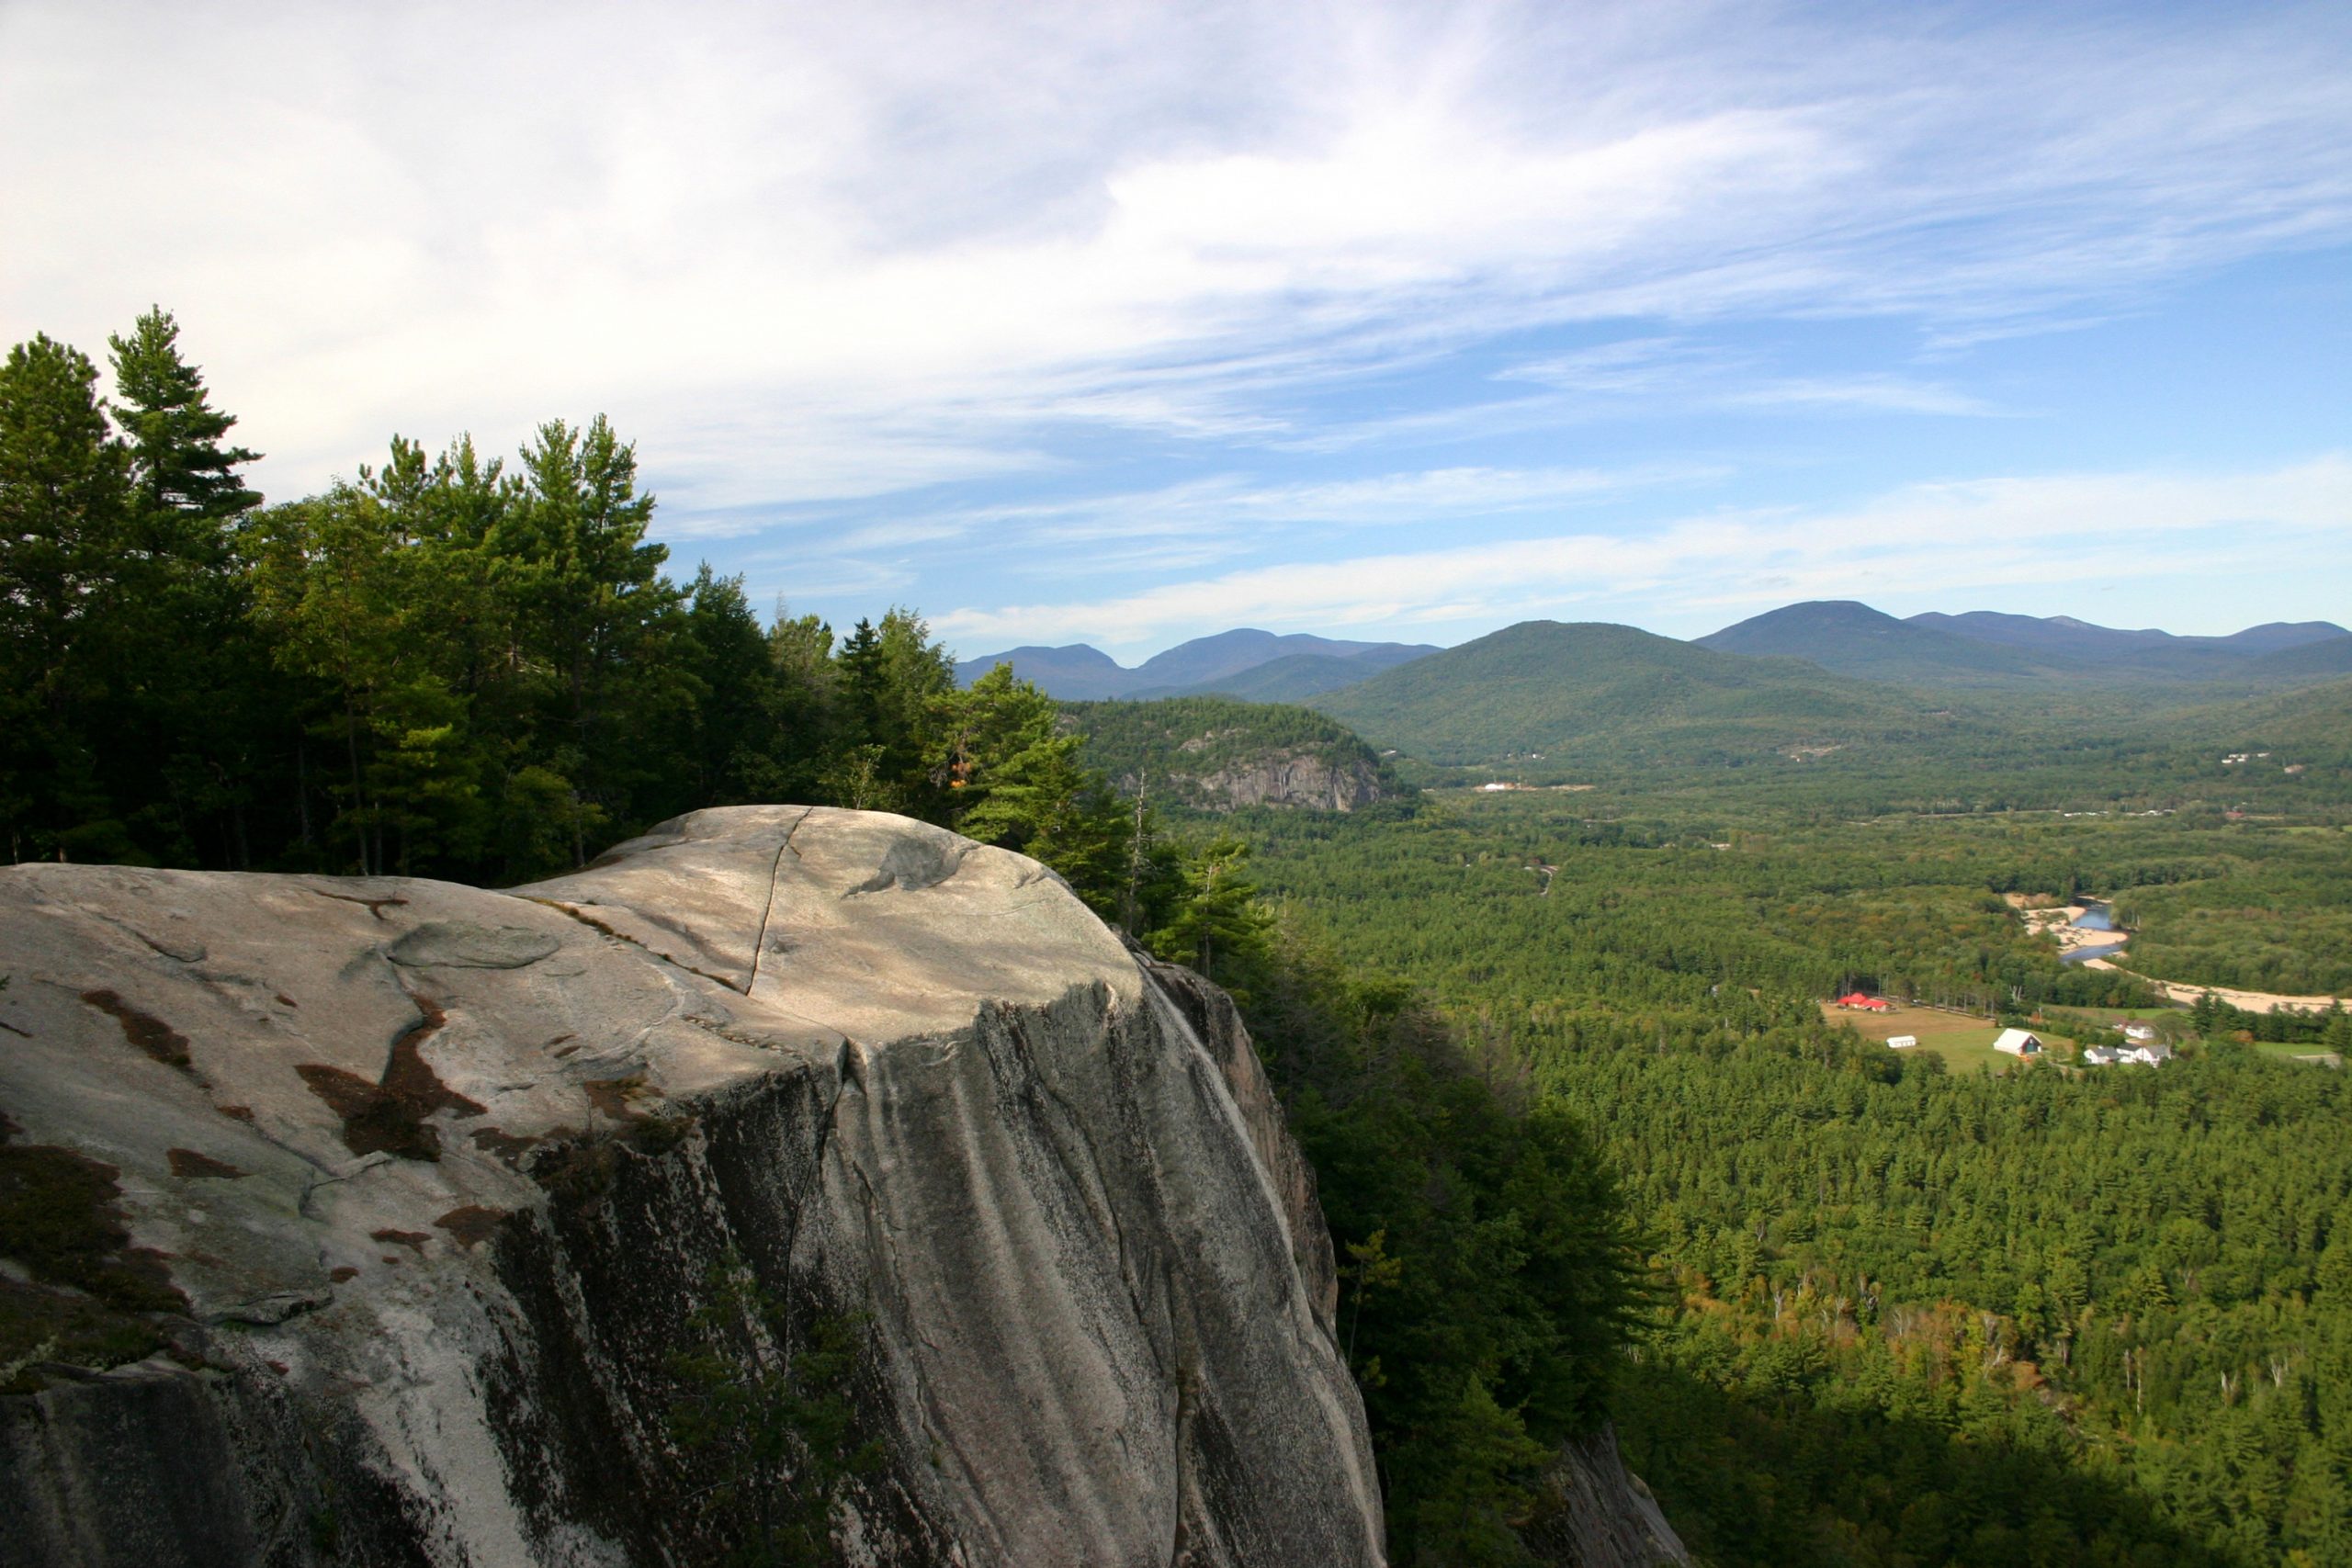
left=2063, top=899, right=2129, bottom=964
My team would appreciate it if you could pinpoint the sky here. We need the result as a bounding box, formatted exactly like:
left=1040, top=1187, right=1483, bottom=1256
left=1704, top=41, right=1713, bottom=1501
left=5, top=0, right=2349, bottom=664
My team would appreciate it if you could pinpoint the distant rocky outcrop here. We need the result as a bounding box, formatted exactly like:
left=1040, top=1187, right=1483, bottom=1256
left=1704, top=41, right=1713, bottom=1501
left=1187, top=746, right=1389, bottom=812
left=0, top=807, right=1385, bottom=1566
left=1068, top=696, right=1404, bottom=814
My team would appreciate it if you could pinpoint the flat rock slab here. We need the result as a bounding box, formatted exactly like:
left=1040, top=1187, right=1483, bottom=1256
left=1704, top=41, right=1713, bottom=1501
left=0, top=807, right=1383, bottom=1568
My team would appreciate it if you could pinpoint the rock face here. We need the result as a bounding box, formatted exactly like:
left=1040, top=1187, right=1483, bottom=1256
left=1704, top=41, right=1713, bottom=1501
left=0, top=807, right=1385, bottom=1567
left=1187, top=748, right=1389, bottom=812
left=1527, top=1426, right=1691, bottom=1568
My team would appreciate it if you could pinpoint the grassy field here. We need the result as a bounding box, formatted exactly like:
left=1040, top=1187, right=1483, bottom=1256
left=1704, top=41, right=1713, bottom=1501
left=2041, top=1003, right=2189, bottom=1025
left=1820, top=1001, right=2049, bottom=1074
left=2253, top=1041, right=2346, bottom=1066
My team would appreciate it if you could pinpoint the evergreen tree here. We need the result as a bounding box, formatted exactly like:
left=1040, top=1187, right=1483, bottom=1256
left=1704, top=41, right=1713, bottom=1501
left=504, top=414, right=680, bottom=857
left=943, top=665, right=1133, bottom=912
left=0, top=333, right=134, bottom=859
left=680, top=565, right=785, bottom=806
left=106, top=307, right=261, bottom=531
left=102, top=308, right=275, bottom=867
left=1149, top=833, right=1274, bottom=992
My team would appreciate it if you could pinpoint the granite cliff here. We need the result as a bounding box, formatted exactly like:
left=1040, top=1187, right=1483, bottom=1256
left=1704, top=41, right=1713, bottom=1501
left=0, top=807, right=1383, bottom=1566
left=1066, top=696, right=1401, bottom=814
left=1184, top=747, right=1389, bottom=813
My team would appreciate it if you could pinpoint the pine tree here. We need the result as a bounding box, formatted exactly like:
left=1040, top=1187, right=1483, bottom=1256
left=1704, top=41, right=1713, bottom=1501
left=1149, top=833, right=1273, bottom=992
left=505, top=415, right=676, bottom=854
left=0, top=333, right=135, bottom=858
left=107, top=307, right=261, bottom=534
left=103, top=309, right=276, bottom=866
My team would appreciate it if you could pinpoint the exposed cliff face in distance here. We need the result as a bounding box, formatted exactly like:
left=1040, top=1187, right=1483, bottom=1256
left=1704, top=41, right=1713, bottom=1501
left=0, top=807, right=1384, bottom=1567
left=1066, top=695, right=1404, bottom=813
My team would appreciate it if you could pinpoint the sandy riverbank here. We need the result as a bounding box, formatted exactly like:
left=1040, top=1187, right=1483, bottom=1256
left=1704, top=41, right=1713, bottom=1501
left=2076, top=959, right=2347, bottom=1014
left=2015, top=900, right=2127, bottom=956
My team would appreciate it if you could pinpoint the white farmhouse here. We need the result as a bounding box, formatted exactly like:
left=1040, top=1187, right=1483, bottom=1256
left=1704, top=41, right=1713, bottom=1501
left=2083, top=1039, right=2171, bottom=1067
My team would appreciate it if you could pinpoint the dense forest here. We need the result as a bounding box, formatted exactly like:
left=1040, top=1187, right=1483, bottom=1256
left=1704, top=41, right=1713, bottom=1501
left=1237, top=783, right=2352, bottom=1564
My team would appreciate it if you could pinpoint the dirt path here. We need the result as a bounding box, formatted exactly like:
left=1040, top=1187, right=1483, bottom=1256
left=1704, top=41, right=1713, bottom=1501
left=2078, top=958, right=2346, bottom=1013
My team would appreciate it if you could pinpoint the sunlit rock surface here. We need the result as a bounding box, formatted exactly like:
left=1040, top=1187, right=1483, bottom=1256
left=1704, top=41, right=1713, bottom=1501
left=0, top=807, right=1383, bottom=1567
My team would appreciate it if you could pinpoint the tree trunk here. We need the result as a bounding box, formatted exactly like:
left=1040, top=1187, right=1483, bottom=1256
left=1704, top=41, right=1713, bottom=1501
left=343, top=702, right=369, bottom=877
left=296, top=735, right=313, bottom=848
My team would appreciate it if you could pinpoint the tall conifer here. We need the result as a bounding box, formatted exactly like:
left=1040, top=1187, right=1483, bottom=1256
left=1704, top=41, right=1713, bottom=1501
left=0, top=333, right=134, bottom=857
left=107, top=307, right=261, bottom=536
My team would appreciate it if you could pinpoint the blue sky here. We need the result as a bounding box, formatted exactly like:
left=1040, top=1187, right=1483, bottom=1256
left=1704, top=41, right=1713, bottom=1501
left=6, top=0, right=2348, bottom=661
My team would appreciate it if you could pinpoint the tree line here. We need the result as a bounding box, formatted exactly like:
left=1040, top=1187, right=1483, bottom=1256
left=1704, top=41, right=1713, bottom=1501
left=0, top=312, right=1154, bottom=908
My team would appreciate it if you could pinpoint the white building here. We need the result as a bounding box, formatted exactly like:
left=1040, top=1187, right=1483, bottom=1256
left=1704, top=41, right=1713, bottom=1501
left=2083, top=1039, right=2171, bottom=1067
left=1993, top=1028, right=2045, bottom=1057
left=1886, top=1034, right=1919, bottom=1050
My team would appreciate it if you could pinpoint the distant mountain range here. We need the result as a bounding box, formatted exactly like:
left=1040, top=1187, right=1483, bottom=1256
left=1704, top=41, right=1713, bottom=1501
left=1911, top=609, right=2346, bottom=660
left=1000, top=605, right=2352, bottom=787
left=956, top=628, right=1437, bottom=700
left=959, top=604, right=2349, bottom=706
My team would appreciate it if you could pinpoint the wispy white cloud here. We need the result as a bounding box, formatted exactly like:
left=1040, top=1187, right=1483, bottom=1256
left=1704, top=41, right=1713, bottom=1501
left=698, top=461, right=1707, bottom=602
left=5, top=0, right=2347, bottom=512
left=1716, top=376, right=2001, bottom=417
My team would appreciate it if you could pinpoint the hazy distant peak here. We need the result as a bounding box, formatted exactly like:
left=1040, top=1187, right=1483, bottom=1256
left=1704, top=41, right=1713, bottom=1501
left=957, top=626, right=1439, bottom=700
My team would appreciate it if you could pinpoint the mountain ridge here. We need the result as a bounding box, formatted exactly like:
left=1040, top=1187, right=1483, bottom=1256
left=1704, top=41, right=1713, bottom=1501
left=1910, top=608, right=2351, bottom=672
left=958, top=605, right=2348, bottom=705
left=956, top=628, right=1438, bottom=700
left=1310, top=619, right=1940, bottom=766
left=1699, top=601, right=2055, bottom=683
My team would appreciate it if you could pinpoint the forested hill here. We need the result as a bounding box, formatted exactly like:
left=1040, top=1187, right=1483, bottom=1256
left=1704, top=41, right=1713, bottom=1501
left=1066, top=695, right=1404, bottom=812
left=1311, top=618, right=1941, bottom=767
